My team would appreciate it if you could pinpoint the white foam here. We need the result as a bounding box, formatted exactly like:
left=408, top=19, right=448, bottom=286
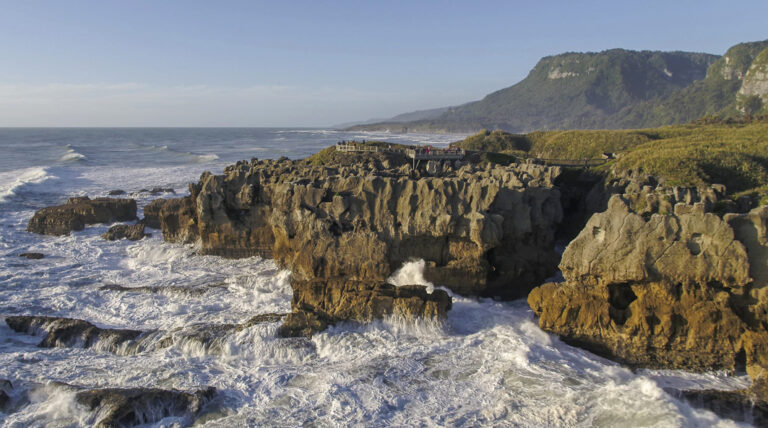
left=387, top=259, right=435, bottom=292
left=60, top=149, right=86, bottom=162
left=195, top=153, right=219, bottom=163
left=0, top=166, right=54, bottom=202
left=0, top=130, right=756, bottom=427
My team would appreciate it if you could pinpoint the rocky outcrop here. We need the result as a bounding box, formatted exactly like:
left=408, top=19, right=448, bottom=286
left=75, top=386, right=215, bottom=428
left=5, top=314, right=287, bottom=355
left=673, top=378, right=768, bottom=426
left=27, top=197, right=137, bottom=236
left=278, top=278, right=451, bottom=337
left=18, top=252, right=44, bottom=260
left=101, top=223, right=146, bottom=241
left=0, top=379, right=10, bottom=410
left=152, top=152, right=564, bottom=333
left=155, top=155, right=563, bottom=299
left=528, top=195, right=768, bottom=400
left=738, top=46, right=768, bottom=107
left=5, top=316, right=143, bottom=352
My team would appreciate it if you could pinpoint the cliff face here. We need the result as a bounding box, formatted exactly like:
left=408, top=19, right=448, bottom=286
left=156, top=154, right=564, bottom=299
left=529, top=194, right=768, bottom=388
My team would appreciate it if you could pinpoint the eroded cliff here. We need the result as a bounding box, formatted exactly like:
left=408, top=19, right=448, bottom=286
left=152, top=150, right=564, bottom=333
left=529, top=194, right=768, bottom=399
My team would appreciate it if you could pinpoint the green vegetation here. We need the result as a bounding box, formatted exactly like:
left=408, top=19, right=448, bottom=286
left=610, top=122, right=768, bottom=192
left=453, top=129, right=531, bottom=152
left=306, top=145, right=337, bottom=166
left=305, top=140, right=412, bottom=166
left=350, top=40, right=768, bottom=134
left=526, top=130, right=652, bottom=159
left=480, top=152, right=517, bottom=166
left=451, top=118, right=768, bottom=195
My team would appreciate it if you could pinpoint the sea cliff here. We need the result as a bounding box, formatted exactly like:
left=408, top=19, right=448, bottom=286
left=148, top=149, right=564, bottom=333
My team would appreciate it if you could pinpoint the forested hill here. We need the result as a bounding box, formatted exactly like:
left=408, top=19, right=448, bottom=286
left=348, top=39, right=768, bottom=133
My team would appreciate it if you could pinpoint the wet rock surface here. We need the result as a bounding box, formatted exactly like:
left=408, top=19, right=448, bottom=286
left=673, top=384, right=768, bottom=426
left=27, top=196, right=137, bottom=236
left=101, top=223, right=147, bottom=241
left=529, top=195, right=768, bottom=402
left=5, top=314, right=287, bottom=355
left=99, top=283, right=216, bottom=297
left=18, top=252, right=44, bottom=260
left=0, top=379, right=10, bottom=410
left=5, top=316, right=143, bottom=352
left=75, top=386, right=215, bottom=428
left=278, top=278, right=451, bottom=337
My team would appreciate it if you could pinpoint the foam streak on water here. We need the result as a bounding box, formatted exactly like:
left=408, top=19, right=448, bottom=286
left=0, top=128, right=752, bottom=427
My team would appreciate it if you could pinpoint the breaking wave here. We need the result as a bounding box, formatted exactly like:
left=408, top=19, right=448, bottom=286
left=0, top=167, right=54, bottom=203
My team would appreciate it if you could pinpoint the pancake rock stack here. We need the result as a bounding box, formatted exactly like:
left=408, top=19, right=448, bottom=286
left=529, top=194, right=768, bottom=404
left=152, top=153, right=565, bottom=334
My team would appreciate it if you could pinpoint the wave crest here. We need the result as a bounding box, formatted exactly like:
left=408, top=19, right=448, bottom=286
left=0, top=167, right=54, bottom=203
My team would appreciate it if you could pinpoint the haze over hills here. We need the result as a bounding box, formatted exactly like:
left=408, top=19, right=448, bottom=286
left=349, top=39, right=768, bottom=133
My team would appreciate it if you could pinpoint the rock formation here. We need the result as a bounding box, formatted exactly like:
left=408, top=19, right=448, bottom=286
left=154, top=153, right=563, bottom=298
left=101, top=223, right=147, bottom=241
left=528, top=194, right=768, bottom=401
left=75, top=386, right=215, bottom=428
left=27, top=196, right=137, bottom=236
left=278, top=278, right=451, bottom=337
left=150, top=150, right=564, bottom=333
left=0, top=379, right=10, bottom=410
left=673, top=378, right=768, bottom=426
left=18, top=252, right=44, bottom=260
left=5, top=316, right=143, bottom=352
left=5, top=314, right=286, bottom=356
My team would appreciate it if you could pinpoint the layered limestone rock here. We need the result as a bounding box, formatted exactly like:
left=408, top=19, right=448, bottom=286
left=278, top=279, right=452, bottom=337
left=101, top=223, right=147, bottom=241
left=529, top=195, right=768, bottom=398
left=738, top=46, right=768, bottom=106
left=151, top=151, right=563, bottom=334
left=155, top=154, right=564, bottom=298
left=27, top=196, right=137, bottom=236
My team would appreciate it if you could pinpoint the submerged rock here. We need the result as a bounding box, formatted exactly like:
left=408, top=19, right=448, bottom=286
left=107, top=189, right=126, bottom=196
left=101, top=223, right=146, bottom=241
left=674, top=385, right=768, bottom=426
left=5, top=314, right=286, bottom=355
left=5, top=316, right=143, bottom=352
left=278, top=278, right=451, bottom=337
left=75, top=386, right=215, bottom=428
left=99, top=283, right=213, bottom=297
left=0, top=379, right=11, bottom=410
left=27, top=196, right=137, bottom=236
left=18, top=252, right=44, bottom=260
left=528, top=195, right=768, bottom=402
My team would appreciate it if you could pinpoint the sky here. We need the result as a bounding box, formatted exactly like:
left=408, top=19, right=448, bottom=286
left=0, top=0, right=767, bottom=127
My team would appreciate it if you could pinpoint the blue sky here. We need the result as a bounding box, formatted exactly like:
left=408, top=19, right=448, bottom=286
left=0, top=0, right=766, bottom=127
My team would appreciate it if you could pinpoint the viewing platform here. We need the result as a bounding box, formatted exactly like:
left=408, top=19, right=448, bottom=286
left=336, top=142, right=465, bottom=168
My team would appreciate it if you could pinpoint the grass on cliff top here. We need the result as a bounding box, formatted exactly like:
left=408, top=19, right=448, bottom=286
left=305, top=140, right=412, bottom=166
left=609, top=122, right=768, bottom=192
left=451, top=117, right=768, bottom=195
left=453, top=129, right=531, bottom=152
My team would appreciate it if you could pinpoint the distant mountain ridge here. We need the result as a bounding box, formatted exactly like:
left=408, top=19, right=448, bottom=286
left=349, top=39, right=768, bottom=133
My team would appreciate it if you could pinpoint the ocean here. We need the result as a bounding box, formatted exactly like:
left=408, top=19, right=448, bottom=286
left=0, top=128, right=751, bottom=427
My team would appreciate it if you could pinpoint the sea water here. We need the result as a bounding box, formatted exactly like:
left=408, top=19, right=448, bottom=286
left=0, top=128, right=753, bottom=427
